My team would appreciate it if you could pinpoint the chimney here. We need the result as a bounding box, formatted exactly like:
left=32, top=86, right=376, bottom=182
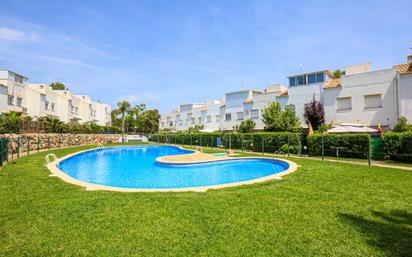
left=408, top=54, right=412, bottom=64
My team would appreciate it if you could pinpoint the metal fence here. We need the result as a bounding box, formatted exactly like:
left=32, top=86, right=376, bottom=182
left=0, top=138, right=9, bottom=166
left=147, top=133, right=412, bottom=165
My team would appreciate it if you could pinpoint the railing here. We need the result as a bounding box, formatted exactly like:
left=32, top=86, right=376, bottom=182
left=45, top=153, right=58, bottom=164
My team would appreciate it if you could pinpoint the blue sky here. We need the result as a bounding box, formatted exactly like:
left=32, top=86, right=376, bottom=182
left=0, top=0, right=411, bottom=113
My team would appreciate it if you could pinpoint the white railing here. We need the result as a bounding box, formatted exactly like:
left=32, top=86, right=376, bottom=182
left=45, top=153, right=58, bottom=164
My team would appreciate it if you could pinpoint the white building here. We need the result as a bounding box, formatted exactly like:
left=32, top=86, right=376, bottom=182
left=323, top=65, right=399, bottom=129
left=0, top=69, right=111, bottom=126
left=0, top=69, right=28, bottom=114
left=394, top=55, right=412, bottom=123
left=159, top=55, right=412, bottom=132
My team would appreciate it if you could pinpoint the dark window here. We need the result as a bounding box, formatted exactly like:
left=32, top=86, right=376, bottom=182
left=308, top=74, right=316, bottom=84
left=297, top=76, right=306, bottom=85
left=316, top=72, right=324, bottom=83
left=289, top=77, right=296, bottom=86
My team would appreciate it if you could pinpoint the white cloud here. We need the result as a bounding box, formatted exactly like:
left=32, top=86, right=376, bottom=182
left=0, top=27, right=40, bottom=41
left=141, top=92, right=161, bottom=101
left=118, top=94, right=140, bottom=103
left=117, top=92, right=161, bottom=104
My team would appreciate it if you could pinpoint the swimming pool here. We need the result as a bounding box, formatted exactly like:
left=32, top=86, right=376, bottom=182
left=55, top=145, right=294, bottom=191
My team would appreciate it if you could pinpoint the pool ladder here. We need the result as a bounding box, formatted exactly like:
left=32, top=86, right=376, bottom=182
left=45, top=153, right=58, bottom=164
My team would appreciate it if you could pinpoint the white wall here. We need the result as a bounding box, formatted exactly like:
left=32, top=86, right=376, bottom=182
left=282, top=83, right=323, bottom=126
left=324, top=68, right=398, bottom=128
left=399, top=74, right=412, bottom=122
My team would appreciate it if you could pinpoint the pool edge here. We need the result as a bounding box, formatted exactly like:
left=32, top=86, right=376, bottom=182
left=47, top=145, right=298, bottom=193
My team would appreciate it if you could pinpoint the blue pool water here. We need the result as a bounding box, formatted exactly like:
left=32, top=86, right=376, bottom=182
left=58, top=146, right=289, bottom=189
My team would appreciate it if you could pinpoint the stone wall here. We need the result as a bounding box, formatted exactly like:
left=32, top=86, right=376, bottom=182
left=0, top=133, right=122, bottom=154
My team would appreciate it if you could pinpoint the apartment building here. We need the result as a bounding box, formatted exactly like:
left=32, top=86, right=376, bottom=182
left=0, top=69, right=111, bottom=126
left=0, top=69, right=27, bottom=114
left=160, top=55, right=412, bottom=132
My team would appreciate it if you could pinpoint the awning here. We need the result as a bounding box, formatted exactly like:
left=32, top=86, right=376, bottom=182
left=327, top=123, right=378, bottom=134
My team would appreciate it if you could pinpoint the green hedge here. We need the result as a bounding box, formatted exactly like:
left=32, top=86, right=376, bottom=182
left=149, top=132, right=301, bottom=153
left=383, top=132, right=412, bottom=162
left=307, top=134, right=370, bottom=158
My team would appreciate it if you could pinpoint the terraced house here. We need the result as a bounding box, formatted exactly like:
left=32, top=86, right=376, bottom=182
left=0, top=69, right=111, bottom=126
left=160, top=54, right=412, bottom=132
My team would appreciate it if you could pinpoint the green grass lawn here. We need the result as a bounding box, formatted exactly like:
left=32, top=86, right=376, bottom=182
left=0, top=144, right=411, bottom=256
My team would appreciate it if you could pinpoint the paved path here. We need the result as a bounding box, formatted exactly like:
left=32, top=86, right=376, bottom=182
left=157, top=152, right=230, bottom=164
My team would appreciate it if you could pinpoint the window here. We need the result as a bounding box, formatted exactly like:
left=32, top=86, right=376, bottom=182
left=289, top=77, right=296, bottom=86
left=316, top=73, right=324, bottom=83
left=45, top=101, right=49, bottom=110
left=16, top=97, right=23, bottom=107
left=207, top=115, right=211, bottom=123
left=198, top=117, right=202, bottom=124
left=308, top=74, right=316, bottom=84
left=51, top=103, right=56, bottom=111
left=251, top=109, right=259, bottom=119
left=75, top=107, right=79, bottom=114
left=161, top=122, right=165, bottom=127
left=8, top=95, right=13, bottom=105
left=364, top=94, right=382, bottom=109
left=297, top=75, right=306, bottom=85
left=216, top=115, right=220, bottom=122
left=236, top=112, right=244, bottom=121
left=14, top=74, right=24, bottom=83
left=191, top=117, right=195, bottom=124
left=225, top=113, right=232, bottom=121
left=336, top=97, right=352, bottom=111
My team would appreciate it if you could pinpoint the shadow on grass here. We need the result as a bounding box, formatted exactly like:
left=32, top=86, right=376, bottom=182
left=340, top=210, right=412, bottom=257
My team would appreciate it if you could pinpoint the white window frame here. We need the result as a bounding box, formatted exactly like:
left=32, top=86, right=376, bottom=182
left=251, top=109, right=259, bottom=119
left=336, top=97, right=352, bottom=111
left=7, top=95, right=14, bottom=105
left=16, top=97, right=23, bottom=107
left=236, top=112, right=244, bottom=121
left=364, top=94, right=382, bottom=109
left=225, top=113, right=232, bottom=121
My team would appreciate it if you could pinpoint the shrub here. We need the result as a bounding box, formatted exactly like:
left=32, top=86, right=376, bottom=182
left=383, top=132, right=412, bottom=162
left=149, top=132, right=301, bottom=153
left=307, top=134, right=370, bottom=158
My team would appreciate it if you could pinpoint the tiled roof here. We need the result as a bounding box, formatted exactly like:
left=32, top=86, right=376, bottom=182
left=243, top=98, right=253, bottom=103
left=278, top=89, right=288, bottom=97
left=324, top=78, right=341, bottom=89
left=394, top=63, right=412, bottom=75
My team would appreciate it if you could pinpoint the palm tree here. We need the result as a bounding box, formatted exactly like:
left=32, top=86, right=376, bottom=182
left=117, top=101, right=131, bottom=141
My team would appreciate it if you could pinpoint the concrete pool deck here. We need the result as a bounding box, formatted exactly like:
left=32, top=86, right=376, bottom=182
left=156, top=152, right=231, bottom=164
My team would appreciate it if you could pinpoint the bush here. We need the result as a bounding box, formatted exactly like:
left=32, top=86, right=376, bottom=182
left=383, top=132, right=412, bottom=162
left=280, top=144, right=300, bottom=154
left=307, top=134, right=370, bottom=158
left=149, top=132, right=301, bottom=153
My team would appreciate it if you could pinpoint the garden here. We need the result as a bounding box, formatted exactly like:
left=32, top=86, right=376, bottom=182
left=0, top=144, right=411, bottom=256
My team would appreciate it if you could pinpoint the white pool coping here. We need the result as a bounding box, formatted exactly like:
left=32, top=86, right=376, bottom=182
left=47, top=145, right=298, bottom=192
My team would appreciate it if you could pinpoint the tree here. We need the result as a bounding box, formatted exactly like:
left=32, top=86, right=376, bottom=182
left=140, top=109, right=160, bottom=133
left=393, top=116, right=411, bottom=132
left=188, top=124, right=204, bottom=133
left=127, top=104, right=146, bottom=133
left=333, top=69, right=342, bottom=79
left=262, top=102, right=283, bottom=131
left=281, top=106, right=301, bottom=132
left=50, top=82, right=66, bottom=90
left=304, top=98, right=325, bottom=131
left=0, top=112, right=22, bottom=133
left=117, top=101, right=131, bottom=139
left=238, top=119, right=256, bottom=133
left=41, top=116, right=65, bottom=133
